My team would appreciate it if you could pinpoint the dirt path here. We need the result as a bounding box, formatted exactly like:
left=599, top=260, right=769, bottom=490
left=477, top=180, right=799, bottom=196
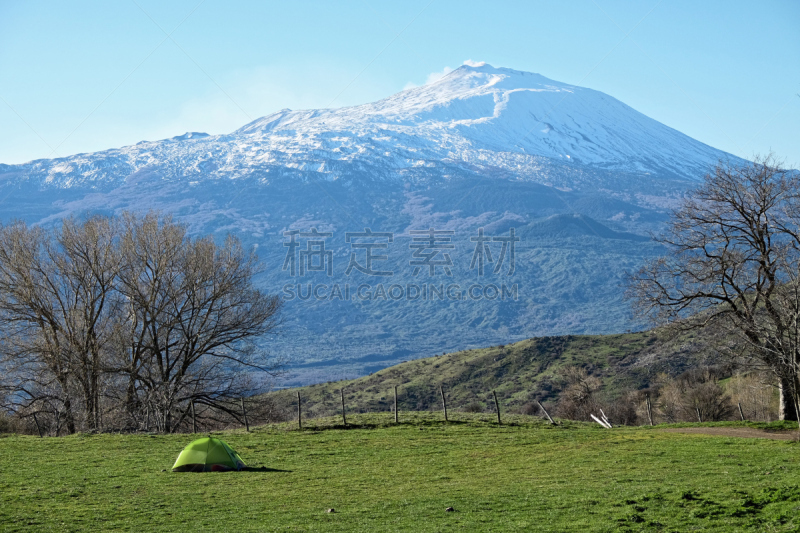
left=659, top=427, right=799, bottom=440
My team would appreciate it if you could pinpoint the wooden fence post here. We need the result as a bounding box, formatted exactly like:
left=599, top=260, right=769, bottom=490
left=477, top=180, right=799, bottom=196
left=191, top=401, right=197, bottom=433
left=738, top=402, right=745, bottom=421
left=440, top=385, right=448, bottom=422
left=297, top=391, right=302, bottom=429
left=492, top=390, right=501, bottom=425
left=241, top=398, right=249, bottom=432
left=394, top=385, right=398, bottom=424
left=340, top=388, right=347, bottom=426
left=536, top=400, right=555, bottom=425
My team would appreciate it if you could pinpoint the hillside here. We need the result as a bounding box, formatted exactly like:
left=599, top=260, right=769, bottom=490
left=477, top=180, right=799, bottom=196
left=266, top=328, right=722, bottom=419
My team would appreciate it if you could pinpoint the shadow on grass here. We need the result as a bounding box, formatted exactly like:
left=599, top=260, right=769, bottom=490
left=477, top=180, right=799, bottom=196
left=243, top=466, right=292, bottom=473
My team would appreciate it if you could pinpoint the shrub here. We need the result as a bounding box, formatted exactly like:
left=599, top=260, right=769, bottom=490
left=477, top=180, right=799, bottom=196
left=554, top=366, right=602, bottom=421
left=656, top=367, right=735, bottom=422
left=463, top=402, right=483, bottom=413
left=602, top=391, right=641, bottom=426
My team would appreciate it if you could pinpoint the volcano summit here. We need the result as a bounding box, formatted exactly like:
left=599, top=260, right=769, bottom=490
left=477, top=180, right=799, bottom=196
left=0, top=63, right=740, bottom=384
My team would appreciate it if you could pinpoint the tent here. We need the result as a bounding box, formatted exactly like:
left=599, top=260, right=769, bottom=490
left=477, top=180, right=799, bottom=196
left=172, top=437, right=247, bottom=472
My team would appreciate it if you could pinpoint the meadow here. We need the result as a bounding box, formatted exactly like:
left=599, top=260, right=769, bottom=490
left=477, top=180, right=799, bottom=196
left=1, top=414, right=799, bottom=532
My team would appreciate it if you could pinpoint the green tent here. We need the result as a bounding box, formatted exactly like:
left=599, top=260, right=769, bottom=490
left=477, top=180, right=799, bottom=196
left=172, top=437, right=247, bottom=472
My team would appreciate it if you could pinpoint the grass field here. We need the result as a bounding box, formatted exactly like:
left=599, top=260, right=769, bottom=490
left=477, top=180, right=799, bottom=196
left=1, top=414, right=799, bottom=532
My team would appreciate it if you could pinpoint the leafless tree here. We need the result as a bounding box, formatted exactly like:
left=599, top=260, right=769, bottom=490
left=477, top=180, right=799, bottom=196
left=628, top=155, right=800, bottom=420
left=56, top=216, right=121, bottom=430
left=0, top=216, right=120, bottom=432
left=726, top=372, right=776, bottom=421
left=554, top=366, right=602, bottom=421
left=115, top=213, right=282, bottom=432
left=0, top=212, right=283, bottom=434
left=656, top=367, right=735, bottom=422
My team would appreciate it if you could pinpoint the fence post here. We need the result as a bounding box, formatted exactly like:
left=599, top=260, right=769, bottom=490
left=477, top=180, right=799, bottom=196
left=492, top=390, right=502, bottom=425
left=440, top=385, right=448, bottom=422
left=241, top=398, right=249, bottom=432
left=297, top=391, right=302, bottom=430
left=536, top=400, right=555, bottom=425
left=394, top=385, right=398, bottom=424
left=340, top=388, right=347, bottom=426
left=738, top=402, right=745, bottom=421
left=191, top=400, right=197, bottom=433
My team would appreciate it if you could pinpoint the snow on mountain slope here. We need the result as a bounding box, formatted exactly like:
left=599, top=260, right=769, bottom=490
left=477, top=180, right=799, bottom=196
left=2, top=63, right=736, bottom=190
left=0, top=63, right=746, bottom=384
left=238, top=63, right=731, bottom=178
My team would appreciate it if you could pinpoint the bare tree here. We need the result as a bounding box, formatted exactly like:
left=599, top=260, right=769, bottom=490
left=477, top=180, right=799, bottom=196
left=656, top=367, right=735, bottom=422
left=554, top=366, right=602, bottom=421
left=628, top=155, right=800, bottom=420
left=726, top=372, right=776, bottom=421
left=0, top=212, right=283, bottom=434
left=116, top=213, right=282, bottom=432
left=56, top=216, right=121, bottom=430
left=0, top=216, right=121, bottom=432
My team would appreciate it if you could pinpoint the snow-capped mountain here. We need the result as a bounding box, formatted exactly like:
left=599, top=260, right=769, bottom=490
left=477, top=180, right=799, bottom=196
left=4, top=63, right=732, bottom=190
left=0, top=63, right=740, bottom=385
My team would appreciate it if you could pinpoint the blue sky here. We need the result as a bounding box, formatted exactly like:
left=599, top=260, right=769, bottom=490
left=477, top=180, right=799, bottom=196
left=1, top=0, right=798, bottom=166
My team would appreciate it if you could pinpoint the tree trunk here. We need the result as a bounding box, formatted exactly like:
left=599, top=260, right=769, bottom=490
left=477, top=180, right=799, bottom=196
left=56, top=373, right=77, bottom=434
left=82, top=377, right=97, bottom=431
left=125, top=377, right=138, bottom=423
left=92, top=350, right=101, bottom=430
left=778, top=377, right=798, bottom=421
left=95, top=387, right=101, bottom=430
left=793, top=374, right=800, bottom=426
left=63, top=396, right=76, bottom=434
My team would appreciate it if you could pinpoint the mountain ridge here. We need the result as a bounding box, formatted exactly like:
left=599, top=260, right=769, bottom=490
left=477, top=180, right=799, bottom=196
left=0, top=63, right=741, bottom=385
left=2, top=63, right=739, bottom=189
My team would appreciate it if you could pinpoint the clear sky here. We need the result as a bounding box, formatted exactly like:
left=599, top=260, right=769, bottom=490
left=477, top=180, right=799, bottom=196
left=1, top=0, right=798, bottom=166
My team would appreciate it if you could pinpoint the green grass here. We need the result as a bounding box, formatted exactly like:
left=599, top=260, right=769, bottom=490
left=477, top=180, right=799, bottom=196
left=2, top=414, right=799, bottom=532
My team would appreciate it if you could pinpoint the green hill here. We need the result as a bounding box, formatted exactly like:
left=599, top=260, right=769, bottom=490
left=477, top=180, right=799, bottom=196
left=267, top=328, right=721, bottom=420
